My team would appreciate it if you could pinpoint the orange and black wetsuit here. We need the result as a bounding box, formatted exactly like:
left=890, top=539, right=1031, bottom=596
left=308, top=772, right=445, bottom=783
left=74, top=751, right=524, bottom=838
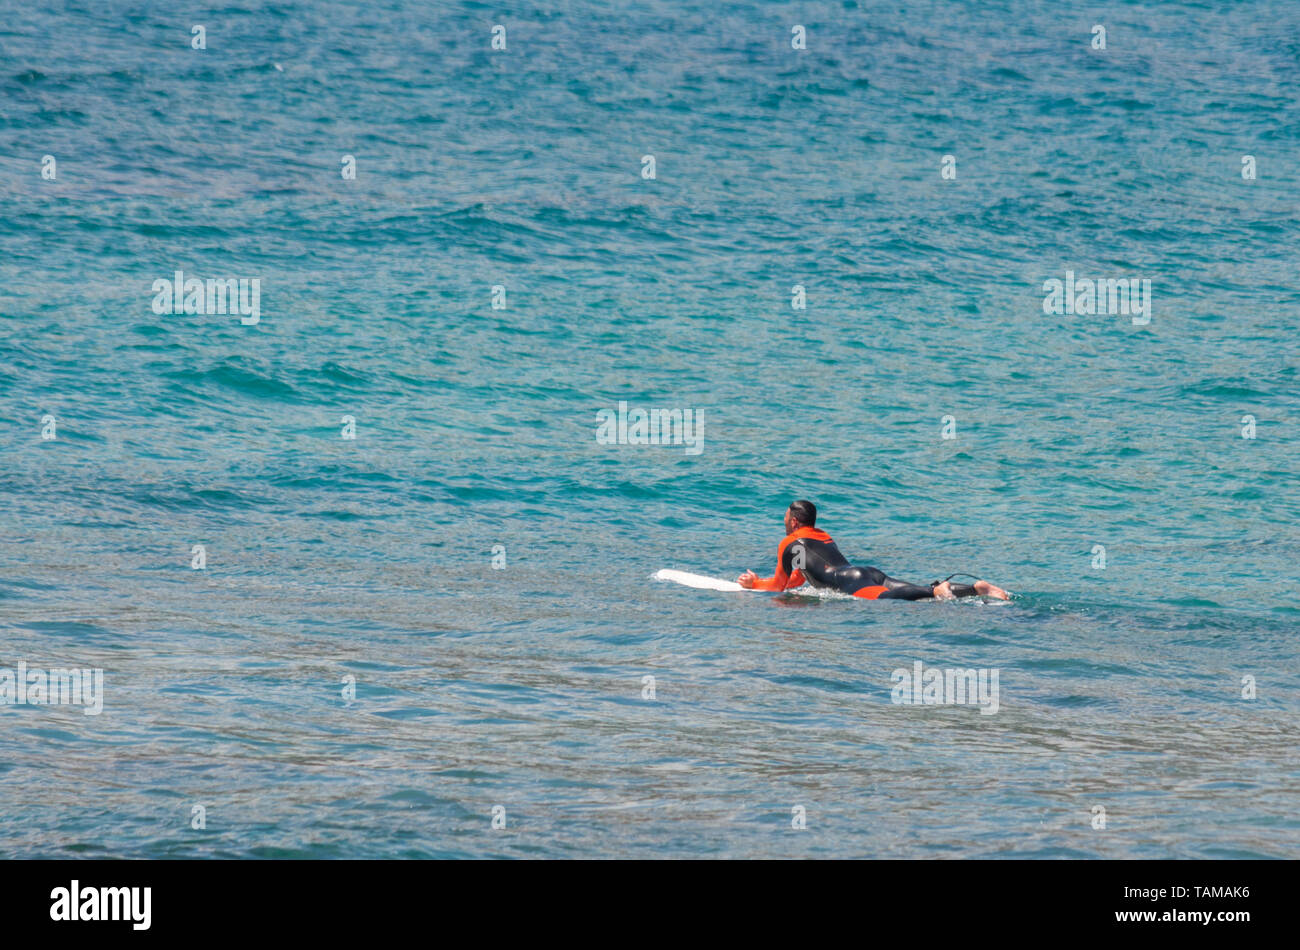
left=750, top=526, right=980, bottom=600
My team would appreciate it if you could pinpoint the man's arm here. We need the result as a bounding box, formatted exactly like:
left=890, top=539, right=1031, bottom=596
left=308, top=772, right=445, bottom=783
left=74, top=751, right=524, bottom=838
left=737, top=565, right=805, bottom=590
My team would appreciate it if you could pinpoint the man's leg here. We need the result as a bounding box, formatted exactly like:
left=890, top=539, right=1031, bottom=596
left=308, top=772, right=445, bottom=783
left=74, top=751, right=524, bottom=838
left=932, top=579, right=1011, bottom=600
left=876, top=576, right=939, bottom=600
left=842, top=567, right=1011, bottom=601
left=843, top=567, right=940, bottom=600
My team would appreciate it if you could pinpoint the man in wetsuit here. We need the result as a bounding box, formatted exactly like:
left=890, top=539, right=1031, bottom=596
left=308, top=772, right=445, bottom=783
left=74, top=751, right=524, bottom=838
left=736, top=500, right=1011, bottom=600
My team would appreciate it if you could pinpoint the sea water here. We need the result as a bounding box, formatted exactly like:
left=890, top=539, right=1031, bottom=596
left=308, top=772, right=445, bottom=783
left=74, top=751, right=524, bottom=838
left=0, top=0, right=1297, bottom=858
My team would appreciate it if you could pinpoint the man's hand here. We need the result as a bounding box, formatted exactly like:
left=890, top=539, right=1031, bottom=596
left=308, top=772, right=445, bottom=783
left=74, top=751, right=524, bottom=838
left=736, top=570, right=758, bottom=589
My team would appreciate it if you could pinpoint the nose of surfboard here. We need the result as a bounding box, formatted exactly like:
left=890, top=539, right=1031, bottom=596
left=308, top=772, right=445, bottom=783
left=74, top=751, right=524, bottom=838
left=654, top=569, right=749, bottom=592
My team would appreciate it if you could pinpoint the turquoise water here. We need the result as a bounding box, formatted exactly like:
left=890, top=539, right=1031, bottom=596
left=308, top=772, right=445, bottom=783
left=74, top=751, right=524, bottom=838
left=2, top=0, right=1298, bottom=858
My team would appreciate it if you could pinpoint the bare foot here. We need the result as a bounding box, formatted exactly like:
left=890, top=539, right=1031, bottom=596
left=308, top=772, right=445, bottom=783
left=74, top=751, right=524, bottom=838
left=974, top=580, right=1011, bottom=600
left=931, top=581, right=956, bottom=600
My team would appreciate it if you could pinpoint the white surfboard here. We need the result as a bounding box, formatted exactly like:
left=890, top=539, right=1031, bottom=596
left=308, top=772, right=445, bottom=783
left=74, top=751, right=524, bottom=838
left=653, top=569, right=750, bottom=592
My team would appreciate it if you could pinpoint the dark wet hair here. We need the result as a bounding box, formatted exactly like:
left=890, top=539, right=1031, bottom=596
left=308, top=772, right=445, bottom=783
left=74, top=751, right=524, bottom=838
left=788, top=499, right=817, bottom=526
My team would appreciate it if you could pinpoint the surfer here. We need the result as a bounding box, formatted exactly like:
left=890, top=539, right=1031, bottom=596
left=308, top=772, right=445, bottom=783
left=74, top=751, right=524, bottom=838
left=736, top=500, right=1011, bottom=600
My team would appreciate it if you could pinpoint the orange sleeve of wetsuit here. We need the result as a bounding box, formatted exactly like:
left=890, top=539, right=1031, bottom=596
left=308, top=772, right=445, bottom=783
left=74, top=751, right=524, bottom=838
left=751, top=571, right=805, bottom=591
left=750, top=543, right=806, bottom=591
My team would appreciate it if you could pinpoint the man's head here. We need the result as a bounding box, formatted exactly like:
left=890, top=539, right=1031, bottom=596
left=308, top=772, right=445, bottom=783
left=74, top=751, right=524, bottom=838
left=785, top=499, right=817, bottom=533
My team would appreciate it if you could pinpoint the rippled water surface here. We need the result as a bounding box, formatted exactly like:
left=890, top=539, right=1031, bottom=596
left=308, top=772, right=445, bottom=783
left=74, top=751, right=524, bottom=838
left=1, top=0, right=1298, bottom=858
